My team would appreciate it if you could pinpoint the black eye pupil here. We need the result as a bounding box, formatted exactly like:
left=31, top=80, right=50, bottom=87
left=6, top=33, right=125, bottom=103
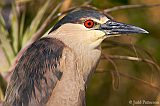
left=88, top=22, right=91, bottom=25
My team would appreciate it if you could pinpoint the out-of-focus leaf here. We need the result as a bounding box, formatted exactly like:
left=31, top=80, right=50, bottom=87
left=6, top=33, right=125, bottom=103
left=16, top=0, right=31, bottom=4
left=19, top=10, right=26, bottom=50
left=0, top=88, right=4, bottom=102
left=0, top=9, right=5, bottom=27
left=22, top=0, right=52, bottom=46
left=0, top=74, right=7, bottom=101
left=0, top=12, right=15, bottom=66
left=10, top=2, right=19, bottom=54
left=0, top=0, right=5, bottom=8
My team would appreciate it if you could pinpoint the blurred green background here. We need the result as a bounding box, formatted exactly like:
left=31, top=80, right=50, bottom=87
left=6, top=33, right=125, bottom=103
left=0, top=0, right=160, bottom=106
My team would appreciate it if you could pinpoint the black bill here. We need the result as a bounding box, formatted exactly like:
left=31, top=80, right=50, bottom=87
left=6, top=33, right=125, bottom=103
left=99, top=20, right=149, bottom=35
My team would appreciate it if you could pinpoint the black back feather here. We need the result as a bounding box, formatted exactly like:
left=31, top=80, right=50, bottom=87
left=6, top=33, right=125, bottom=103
left=4, top=38, right=65, bottom=106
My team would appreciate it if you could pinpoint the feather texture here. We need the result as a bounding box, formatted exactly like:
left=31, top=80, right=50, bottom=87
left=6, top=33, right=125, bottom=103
left=4, top=37, right=65, bottom=106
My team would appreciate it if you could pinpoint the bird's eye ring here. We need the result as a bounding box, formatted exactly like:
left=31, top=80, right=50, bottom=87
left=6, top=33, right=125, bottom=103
left=84, top=20, right=94, bottom=28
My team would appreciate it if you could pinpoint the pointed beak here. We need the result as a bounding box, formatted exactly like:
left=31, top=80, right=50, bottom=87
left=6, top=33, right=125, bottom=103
left=99, top=20, right=149, bottom=35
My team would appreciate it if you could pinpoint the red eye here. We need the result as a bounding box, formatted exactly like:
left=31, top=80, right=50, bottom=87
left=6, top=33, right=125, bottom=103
left=84, top=20, right=94, bottom=28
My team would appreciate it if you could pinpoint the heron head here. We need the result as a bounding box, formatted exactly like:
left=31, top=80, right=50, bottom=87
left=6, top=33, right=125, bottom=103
left=49, top=9, right=148, bottom=48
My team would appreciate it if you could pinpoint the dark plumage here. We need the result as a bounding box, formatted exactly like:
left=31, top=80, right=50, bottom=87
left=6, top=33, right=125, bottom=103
left=4, top=38, right=64, bottom=106
left=49, top=9, right=105, bottom=32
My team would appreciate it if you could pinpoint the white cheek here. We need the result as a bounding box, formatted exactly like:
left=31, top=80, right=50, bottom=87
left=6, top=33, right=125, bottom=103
left=93, top=30, right=105, bottom=38
left=89, top=38, right=103, bottom=49
left=88, top=30, right=106, bottom=49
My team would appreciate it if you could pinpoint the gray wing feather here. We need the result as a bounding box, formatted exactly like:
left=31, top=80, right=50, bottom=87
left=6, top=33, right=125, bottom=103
left=3, top=37, right=65, bottom=106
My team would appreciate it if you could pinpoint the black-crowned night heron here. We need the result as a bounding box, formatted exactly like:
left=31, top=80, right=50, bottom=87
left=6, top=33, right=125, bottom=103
left=3, top=9, right=148, bottom=106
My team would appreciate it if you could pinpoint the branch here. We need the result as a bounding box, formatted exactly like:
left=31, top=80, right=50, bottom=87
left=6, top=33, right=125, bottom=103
left=103, top=39, right=156, bottom=62
left=102, top=40, right=158, bottom=82
left=82, top=0, right=93, bottom=6
left=101, top=53, right=160, bottom=90
left=104, top=3, right=160, bottom=13
left=96, top=70, right=160, bottom=91
left=101, top=54, right=160, bottom=75
left=102, top=53, right=120, bottom=90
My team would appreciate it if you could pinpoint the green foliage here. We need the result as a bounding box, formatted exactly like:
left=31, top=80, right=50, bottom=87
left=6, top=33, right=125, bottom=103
left=22, top=0, right=51, bottom=45
left=0, top=9, right=15, bottom=66
left=11, top=2, right=19, bottom=54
